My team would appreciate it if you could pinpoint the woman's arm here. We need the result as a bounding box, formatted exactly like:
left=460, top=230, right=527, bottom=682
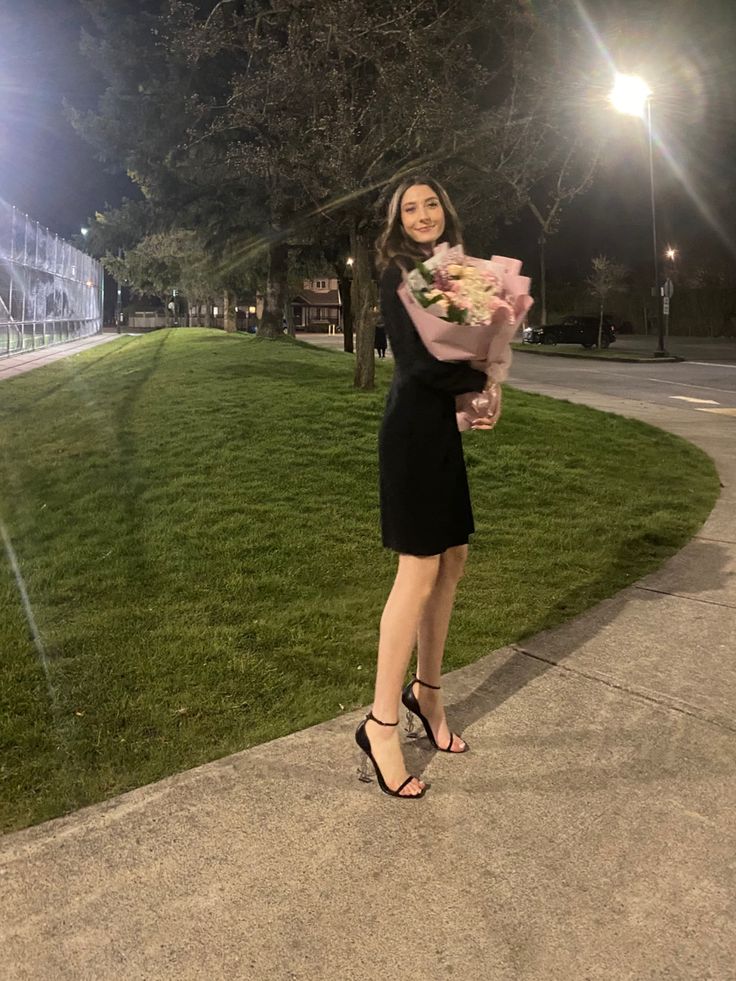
left=380, top=264, right=487, bottom=396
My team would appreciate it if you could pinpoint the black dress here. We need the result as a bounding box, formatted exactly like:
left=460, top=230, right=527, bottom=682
left=378, top=262, right=487, bottom=556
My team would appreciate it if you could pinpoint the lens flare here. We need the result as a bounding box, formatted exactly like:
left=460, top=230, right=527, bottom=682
left=574, top=0, right=736, bottom=258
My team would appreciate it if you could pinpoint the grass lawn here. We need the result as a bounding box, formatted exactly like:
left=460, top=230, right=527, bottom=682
left=0, top=328, right=720, bottom=832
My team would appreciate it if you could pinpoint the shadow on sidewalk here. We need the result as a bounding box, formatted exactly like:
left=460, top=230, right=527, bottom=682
left=403, top=535, right=732, bottom=776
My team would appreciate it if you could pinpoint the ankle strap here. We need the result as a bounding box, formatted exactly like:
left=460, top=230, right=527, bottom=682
left=367, top=710, right=398, bottom=727
left=413, top=675, right=441, bottom=691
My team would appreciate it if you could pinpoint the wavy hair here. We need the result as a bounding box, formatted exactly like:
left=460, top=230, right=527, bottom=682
left=375, top=176, right=463, bottom=273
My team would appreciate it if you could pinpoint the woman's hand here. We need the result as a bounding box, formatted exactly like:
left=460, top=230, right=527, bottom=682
left=470, top=415, right=497, bottom=430
left=470, top=381, right=502, bottom=430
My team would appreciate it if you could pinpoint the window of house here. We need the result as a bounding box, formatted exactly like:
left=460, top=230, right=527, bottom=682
left=315, top=279, right=327, bottom=290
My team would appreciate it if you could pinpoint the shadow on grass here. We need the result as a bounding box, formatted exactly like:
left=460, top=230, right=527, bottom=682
left=111, top=331, right=174, bottom=589
left=0, top=337, right=140, bottom=415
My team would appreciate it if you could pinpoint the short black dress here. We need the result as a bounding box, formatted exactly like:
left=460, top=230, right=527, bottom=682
left=378, top=262, right=487, bottom=556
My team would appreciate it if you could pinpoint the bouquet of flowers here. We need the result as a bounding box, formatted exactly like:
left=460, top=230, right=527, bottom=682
left=397, top=244, right=533, bottom=430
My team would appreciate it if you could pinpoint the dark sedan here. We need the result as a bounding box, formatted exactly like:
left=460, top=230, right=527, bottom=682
left=524, top=315, right=617, bottom=349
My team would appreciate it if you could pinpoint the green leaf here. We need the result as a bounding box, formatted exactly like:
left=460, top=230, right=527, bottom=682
left=447, top=304, right=467, bottom=324
left=415, top=261, right=433, bottom=284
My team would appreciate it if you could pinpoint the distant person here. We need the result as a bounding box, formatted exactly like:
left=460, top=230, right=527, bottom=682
left=374, top=321, right=388, bottom=358
left=354, top=176, right=497, bottom=800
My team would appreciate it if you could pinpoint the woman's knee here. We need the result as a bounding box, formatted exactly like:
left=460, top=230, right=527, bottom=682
left=397, top=553, right=441, bottom=599
left=441, top=545, right=468, bottom=582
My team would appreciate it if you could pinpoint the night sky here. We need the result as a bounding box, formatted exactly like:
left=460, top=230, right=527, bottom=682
left=0, top=0, right=135, bottom=238
left=2, top=0, right=735, bottom=278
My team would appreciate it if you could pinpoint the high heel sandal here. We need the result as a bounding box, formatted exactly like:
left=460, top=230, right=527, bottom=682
left=355, top=711, right=427, bottom=799
left=402, top=676, right=469, bottom=753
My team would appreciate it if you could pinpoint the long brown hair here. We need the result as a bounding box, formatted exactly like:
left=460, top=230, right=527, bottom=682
left=375, top=176, right=464, bottom=273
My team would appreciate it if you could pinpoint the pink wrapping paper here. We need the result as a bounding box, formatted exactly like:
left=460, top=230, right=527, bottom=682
left=397, top=251, right=533, bottom=431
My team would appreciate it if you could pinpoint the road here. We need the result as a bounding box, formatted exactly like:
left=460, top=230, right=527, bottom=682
left=509, top=349, right=736, bottom=418
left=301, top=331, right=736, bottom=417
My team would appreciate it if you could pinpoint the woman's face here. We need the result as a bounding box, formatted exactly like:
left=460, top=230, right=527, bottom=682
left=400, top=184, right=446, bottom=249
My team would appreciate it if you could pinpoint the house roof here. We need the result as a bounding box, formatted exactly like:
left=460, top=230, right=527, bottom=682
left=293, top=288, right=341, bottom=306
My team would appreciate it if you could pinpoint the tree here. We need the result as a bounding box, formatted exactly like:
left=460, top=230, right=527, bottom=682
left=75, top=1, right=589, bottom=385
left=526, top=140, right=602, bottom=325
left=587, top=255, right=627, bottom=348
left=463, top=1, right=609, bottom=323
left=178, top=0, right=550, bottom=386
left=72, top=0, right=270, bottom=322
left=87, top=201, right=265, bottom=329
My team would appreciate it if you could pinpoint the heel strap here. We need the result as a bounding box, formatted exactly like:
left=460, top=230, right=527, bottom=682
left=413, top=675, right=441, bottom=691
left=367, top=710, right=398, bottom=727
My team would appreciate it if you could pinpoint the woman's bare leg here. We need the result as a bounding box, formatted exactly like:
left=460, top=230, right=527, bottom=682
left=367, top=553, right=440, bottom=795
left=414, top=544, right=468, bottom=751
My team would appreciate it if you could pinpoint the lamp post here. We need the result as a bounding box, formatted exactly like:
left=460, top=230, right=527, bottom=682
left=663, top=246, right=678, bottom=339
left=342, top=256, right=355, bottom=352
left=114, top=248, right=124, bottom=333
left=609, top=73, right=668, bottom=357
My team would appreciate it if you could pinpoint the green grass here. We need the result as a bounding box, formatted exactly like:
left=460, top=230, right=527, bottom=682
left=0, top=329, right=719, bottom=832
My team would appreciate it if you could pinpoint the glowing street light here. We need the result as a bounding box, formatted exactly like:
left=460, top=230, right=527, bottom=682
left=665, top=247, right=677, bottom=262
left=610, top=72, right=668, bottom=356
left=609, top=73, right=651, bottom=118
left=80, top=226, right=90, bottom=237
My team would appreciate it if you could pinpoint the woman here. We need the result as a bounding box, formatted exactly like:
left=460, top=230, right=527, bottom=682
left=355, top=177, right=497, bottom=799
left=374, top=319, right=388, bottom=358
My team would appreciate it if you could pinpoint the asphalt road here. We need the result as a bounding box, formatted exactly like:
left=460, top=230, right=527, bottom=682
left=509, top=347, right=736, bottom=418
left=301, top=331, right=736, bottom=418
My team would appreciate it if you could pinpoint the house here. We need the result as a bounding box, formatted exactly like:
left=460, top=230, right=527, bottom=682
left=291, top=277, right=343, bottom=332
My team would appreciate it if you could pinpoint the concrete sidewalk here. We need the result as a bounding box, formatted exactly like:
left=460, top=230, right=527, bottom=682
left=1, top=352, right=735, bottom=979
left=0, top=333, right=127, bottom=381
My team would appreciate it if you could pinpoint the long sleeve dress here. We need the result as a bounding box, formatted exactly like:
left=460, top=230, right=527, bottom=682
left=378, top=261, right=487, bottom=556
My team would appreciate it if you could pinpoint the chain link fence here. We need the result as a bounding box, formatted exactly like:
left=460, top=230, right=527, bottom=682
left=0, top=200, right=103, bottom=357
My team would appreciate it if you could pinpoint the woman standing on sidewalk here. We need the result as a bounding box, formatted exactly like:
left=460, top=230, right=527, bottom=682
left=355, top=177, right=497, bottom=798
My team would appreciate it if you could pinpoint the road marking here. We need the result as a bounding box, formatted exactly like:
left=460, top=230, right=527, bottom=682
left=695, top=407, right=736, bottom=416
left=668, top=395, right=720, bottom=405
left=646, top=378, right=736, bottom=396
left=687, top=361, right=736, bottom=369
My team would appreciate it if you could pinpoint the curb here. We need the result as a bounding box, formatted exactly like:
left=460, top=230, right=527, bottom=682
left=511, top=344, right=683, bottom=364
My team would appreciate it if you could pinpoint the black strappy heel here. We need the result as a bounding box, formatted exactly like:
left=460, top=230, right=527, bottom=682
left=402, top=676, right=469, bottom=753
left=355, top=711, right=427, bottom=799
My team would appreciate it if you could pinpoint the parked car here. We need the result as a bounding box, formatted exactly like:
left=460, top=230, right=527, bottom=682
left=524, top=314, right=617, bottom=349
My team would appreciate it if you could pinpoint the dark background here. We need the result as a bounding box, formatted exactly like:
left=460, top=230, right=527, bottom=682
left=1, top=0, right=735, bottom=280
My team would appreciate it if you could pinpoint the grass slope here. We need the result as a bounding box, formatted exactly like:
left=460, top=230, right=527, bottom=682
left=0, top=329, right=720, bottom=831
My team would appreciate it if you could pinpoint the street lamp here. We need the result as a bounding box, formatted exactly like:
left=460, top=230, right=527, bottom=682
left=665, top=246, right=677, bottom=262
left=609, top=72, right=668, bottom=357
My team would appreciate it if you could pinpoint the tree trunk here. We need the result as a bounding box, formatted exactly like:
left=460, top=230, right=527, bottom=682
left=598, top=300, right=604, bottom=349
left=339, top=274, right=354, bottom=353
left=284, top=296, right=296, bottom=337
left=204, top=301, right=213, bottom=328
left=539, top=233, right=547, bottom=325
left=223, top=291, right=236, bottom=333
left=351, top=221, right=376, bottom=390
left=260, top=240, right=289, bottom=339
